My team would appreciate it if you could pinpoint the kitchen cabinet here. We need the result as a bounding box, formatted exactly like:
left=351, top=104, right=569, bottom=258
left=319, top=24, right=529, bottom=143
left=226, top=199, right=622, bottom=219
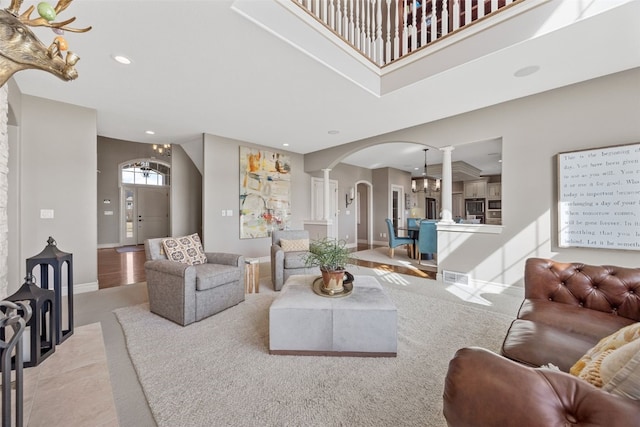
left=486, top=210, right=502, bottom=225
left=487, top=183, right=501, bottom=200
left=464, top=179, right=487, bottom=199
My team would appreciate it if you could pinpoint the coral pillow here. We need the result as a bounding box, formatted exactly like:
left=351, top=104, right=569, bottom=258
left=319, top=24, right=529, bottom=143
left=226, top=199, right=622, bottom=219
left=280, top=238, right=309, bottom=252
left=570, top=323, right=640, bottom=389
left=162, top=234, right=208, bottom=265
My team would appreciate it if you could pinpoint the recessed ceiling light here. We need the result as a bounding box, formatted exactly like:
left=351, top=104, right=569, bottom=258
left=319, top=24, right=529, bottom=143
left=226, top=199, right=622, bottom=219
left=112, top=55, right=132, bottom=65
left=283, top=143, right=289, bottom=147
left=145, top=130, right=155, bottom=135
left=514, top=65, right=540, bottom=78
left=328, top=130, right=340, bottom=135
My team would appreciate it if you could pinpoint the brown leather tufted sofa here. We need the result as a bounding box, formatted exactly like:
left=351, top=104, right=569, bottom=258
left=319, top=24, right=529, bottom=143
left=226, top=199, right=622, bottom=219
left=443, top=258, right=640, bottom=426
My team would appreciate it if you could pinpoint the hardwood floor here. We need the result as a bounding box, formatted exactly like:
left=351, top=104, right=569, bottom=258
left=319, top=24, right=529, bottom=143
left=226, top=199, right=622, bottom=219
left=97, top=246, right=146, bottom=289
left=352, top=243, right=436, bottom=280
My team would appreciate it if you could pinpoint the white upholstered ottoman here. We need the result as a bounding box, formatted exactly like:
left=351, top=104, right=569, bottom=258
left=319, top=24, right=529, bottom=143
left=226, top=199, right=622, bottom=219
left=269, top=275, right=397, bottom=357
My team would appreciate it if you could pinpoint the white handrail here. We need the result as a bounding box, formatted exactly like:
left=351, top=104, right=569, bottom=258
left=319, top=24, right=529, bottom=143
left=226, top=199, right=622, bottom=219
left=293, top=0, right=520, bottom=66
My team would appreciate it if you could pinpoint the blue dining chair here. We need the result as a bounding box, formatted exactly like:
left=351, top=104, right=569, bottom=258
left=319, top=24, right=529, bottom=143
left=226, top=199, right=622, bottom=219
left=416, top=220, right=437, bottom=265
left=407, top=217, right=421, bottom=229
left=385, top=218, right=414, bottom=258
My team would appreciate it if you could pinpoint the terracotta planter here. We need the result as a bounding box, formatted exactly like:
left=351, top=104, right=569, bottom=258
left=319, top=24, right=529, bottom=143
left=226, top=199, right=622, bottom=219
left=320, top=268, right=345, bottom=295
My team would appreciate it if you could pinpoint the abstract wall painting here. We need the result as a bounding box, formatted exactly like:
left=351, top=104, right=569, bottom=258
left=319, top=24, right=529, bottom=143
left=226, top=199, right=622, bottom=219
left=239, top=146, right=291, bottom=239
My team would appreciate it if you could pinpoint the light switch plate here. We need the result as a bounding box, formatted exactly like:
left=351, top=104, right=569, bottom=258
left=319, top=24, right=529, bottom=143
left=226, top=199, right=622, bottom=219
left=40, top=209, right=54, bottom=219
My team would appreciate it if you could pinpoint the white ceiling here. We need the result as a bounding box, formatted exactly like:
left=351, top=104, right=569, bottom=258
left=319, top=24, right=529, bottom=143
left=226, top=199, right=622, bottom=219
left=11, top=0, right=640, bottom=177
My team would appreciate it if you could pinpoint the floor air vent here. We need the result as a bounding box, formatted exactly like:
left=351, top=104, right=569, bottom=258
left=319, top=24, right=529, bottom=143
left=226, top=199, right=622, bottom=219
left=443, top=270, right=470, bottom=285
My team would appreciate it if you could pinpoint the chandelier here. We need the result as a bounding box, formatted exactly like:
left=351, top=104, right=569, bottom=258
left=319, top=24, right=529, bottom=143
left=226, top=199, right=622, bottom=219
left=412, top=148, right=429, bottom=192
left=152, top=144, right=171, bottom=157
left=411, top=148, right=440, bottom=193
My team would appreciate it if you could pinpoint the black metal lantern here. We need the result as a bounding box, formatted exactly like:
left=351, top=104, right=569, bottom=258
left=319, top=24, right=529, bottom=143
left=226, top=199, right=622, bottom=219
left=0, top=300, right=31, bottom=426
left=1, top=273, right=56, bottom=368
left=26, top=237, right=73, bottom=344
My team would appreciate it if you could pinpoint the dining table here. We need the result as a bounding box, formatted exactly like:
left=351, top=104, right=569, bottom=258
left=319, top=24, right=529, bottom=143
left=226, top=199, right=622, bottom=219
left=397, top=225, right=420, bottom=259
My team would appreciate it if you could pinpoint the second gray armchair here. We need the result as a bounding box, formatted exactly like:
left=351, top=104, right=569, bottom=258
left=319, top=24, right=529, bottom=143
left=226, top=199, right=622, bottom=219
left=271, top=230, right=320, bottom=291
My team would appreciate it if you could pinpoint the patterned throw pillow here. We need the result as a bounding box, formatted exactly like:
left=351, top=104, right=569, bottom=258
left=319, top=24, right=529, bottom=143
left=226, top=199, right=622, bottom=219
left=570, top=323, right=640, bottom=388
left=162, top=234, right=208, bottom=265
left=280, top=238, right=309, bottom=252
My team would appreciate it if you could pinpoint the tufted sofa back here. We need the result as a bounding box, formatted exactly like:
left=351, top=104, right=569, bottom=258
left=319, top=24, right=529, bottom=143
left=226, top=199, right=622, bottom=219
left=524, top=258, right=640, bottom=321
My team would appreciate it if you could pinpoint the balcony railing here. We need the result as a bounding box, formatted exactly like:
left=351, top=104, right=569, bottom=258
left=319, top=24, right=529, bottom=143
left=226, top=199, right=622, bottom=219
left=292, top=0, right=522, bottom=66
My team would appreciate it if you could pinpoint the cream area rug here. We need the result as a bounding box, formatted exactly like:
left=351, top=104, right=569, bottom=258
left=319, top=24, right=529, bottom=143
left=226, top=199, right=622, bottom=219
left=115, top=281, right=512, bottom=427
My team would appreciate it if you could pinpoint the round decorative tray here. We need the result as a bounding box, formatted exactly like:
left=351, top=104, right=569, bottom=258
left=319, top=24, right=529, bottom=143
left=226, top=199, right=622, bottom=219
left=312, top=276, right=353, bottom=298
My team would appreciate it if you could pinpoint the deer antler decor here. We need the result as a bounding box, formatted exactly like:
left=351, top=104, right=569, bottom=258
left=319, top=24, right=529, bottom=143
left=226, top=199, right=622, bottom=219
left=0, top=0, right=91, bottom=86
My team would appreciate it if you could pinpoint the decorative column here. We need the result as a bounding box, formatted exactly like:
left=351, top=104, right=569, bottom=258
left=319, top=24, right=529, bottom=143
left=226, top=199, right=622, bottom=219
left=440, top=146, right=455, bottom=224
left=0, top=85, right=8, bottom=300
left=322, top=168, right=331, bottom=221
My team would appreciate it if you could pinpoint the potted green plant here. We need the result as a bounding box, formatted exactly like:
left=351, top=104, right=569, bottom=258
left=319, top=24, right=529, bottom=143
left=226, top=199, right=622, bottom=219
left=303, top=237, right=354, bottom=295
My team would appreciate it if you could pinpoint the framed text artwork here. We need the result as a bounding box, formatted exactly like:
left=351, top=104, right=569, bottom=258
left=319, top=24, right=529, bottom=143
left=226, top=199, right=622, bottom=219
left=239, top=146, right=291, bottom=239
left=557, top=142, right=640, bottom=250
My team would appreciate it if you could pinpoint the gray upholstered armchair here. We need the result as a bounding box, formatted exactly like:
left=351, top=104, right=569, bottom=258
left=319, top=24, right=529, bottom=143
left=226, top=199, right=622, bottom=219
left=144, top=237, right=245, bottom=326
left=271, top=230, right=320, bottom=291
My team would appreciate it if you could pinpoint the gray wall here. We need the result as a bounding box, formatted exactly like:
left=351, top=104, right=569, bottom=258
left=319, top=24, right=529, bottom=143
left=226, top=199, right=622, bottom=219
left=369, top=167, right=412, bottom=242
left=6, top=88, right=203, bottom=293
left=97, top=136, right=202, bottom=246
left=170, top=143, right=202, bottom=237
left=9, top=94, right=97, bottom=293
left=202, top=134, right=309, bottom=258
left=97, top=137, right=161, bottom=246
left=305, top=68, right=640, bottom=285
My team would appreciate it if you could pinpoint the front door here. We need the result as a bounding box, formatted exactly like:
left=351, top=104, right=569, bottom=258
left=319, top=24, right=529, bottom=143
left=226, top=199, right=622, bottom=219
left=137, top=187, right=169, bottom=244
left=122, top=186, right=170, bottom=245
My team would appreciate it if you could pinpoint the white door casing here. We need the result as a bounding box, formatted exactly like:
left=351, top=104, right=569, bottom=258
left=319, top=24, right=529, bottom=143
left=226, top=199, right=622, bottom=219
left=391, top=184, right=405, bottom=234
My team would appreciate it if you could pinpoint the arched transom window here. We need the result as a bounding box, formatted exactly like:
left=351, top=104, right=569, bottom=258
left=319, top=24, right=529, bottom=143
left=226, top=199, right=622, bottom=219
left=121, top=160, right=170, bottom=186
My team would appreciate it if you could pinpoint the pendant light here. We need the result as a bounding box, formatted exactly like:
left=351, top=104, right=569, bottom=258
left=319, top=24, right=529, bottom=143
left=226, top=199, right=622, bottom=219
left=422, top=148, right=429, bottom=190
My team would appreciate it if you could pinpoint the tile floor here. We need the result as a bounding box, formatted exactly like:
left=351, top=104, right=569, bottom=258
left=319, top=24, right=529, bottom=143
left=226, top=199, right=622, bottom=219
left=3, top=323, right=118, bottom=427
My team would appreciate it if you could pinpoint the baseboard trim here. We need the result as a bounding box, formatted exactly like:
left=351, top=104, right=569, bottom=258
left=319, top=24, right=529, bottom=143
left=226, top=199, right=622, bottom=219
left=98, top=243, right=120, bottom=249
left=68, top=282, right=99, bottom=295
